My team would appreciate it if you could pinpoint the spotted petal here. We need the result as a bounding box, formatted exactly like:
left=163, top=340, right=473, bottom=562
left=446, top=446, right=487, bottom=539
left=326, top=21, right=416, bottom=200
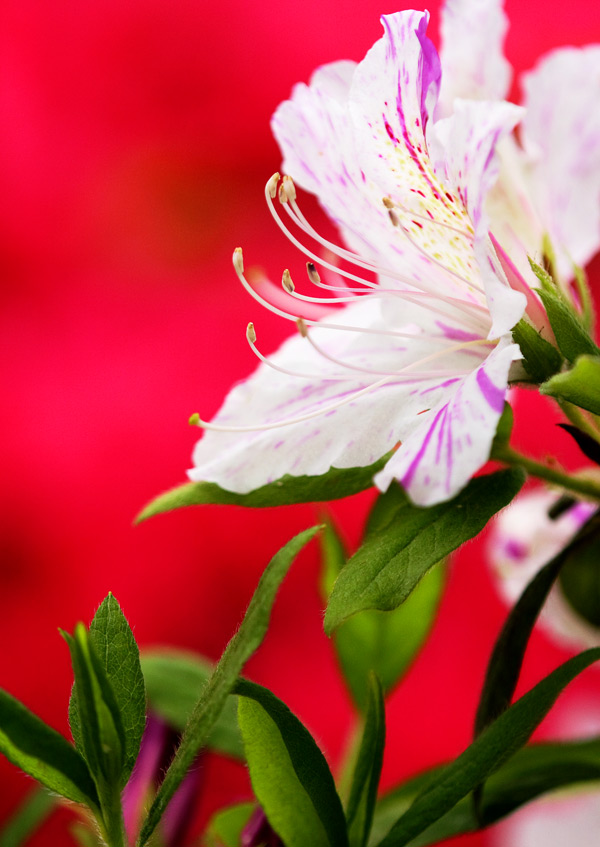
left=189, top=299, right=496, bottom=495
left=438, top=0, right=512, bottom=114
left=522, top=46, right=600, bottom=277
left=374, top=336, right=520, bottom=506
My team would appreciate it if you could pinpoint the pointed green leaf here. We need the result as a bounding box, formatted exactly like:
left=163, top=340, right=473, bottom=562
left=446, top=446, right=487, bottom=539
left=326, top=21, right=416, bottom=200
left=346, top=675, right=386, bottom=847
left=135, top=456, right=391, bottom=522
left=204, top=802, right=255, bottom=847
left=374, top=648, right=600, bottom=847
left=536, top=289, right=599, bottom=363
left=511, top=320, right=562, bottom=383
left=475, top=512, right=600, bottom=736
left=541, top=355, right=600, bottom=415
left=71, top=594, right=145, bottom=784
left=0, top=689, right=98, bottom=810
left=369, top=737, right=600, bottom=846
left=320, top=521, right=444, bottom=710
left=141, top=650, right=243, bottom=759
left=236, top=678, right=348, bottom=847
left=138, top=526, right=321, bottom=846
left=325, top=470, right=524, bottom=634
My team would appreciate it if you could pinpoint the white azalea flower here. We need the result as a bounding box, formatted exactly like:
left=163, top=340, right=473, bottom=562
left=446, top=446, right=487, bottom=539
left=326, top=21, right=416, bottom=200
left=189, top=5, right=586, bottom=506
left=488, top=489, right=599, bottom=649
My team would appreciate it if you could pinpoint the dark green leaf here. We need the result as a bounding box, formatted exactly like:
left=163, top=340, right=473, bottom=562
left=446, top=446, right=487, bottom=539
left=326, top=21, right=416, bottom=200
left=346, top=675, right=385, bottom=847
left=141, top=649, right=243, bottom=759
left=321, top=518, right=444, bottom=710
left=204, top=802, right=255, bottom=847
left=325, top=470, right=524, bottom=634
left=369, top=737, right=600, bottom=846
left=536, top=289, right=599, bottom=363
left=236, top=678, right=348, bottom=847
left=135, top=456, right=391, bottom=522
left=0, top=789, right=55, bottom=847
left=0, top=689, right=98, bottom=810
left=475, top=512, right=600, bottom=736
left=559, top=532, right=600, bottom=628
left=137, top=526, right=321, bottom=847
left=541, top=355, right=600, bottom=414
left=71, top=594, right=145, bottom=785
left=558, top=424, right=600, bottom=466
left=373, top=648, right=600, bottom=847
left=511, top=320, right=562, bottom=383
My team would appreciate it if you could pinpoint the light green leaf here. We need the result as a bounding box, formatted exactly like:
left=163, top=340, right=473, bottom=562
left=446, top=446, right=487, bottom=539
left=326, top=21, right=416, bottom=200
left=236, top=678, right=348, bottom=847
left=369, top=737, right=600, bottom=846
left=0, top=689, right=98, bottom=810
left=536, top=288, right=599, bottom=363
left=70, top=594, right=145, bottom=786
left=0, top=789, right=55, bottom=847
left=141, top=649, right=243, bottom=759
left=320, top=522, right=444, bottom=710
left=135, top=456, right=391, bottom=522
left=346, top=675, right=386, bottom=847
left=374, top=648, right=600, bottom=846
left=511, top=320, right=562, bottom=383
left=541, top=355, right=600, bottom=415
left=137, top=526, right=321, bottom=847
left=325, top=470, right=524, bottom=634
left=204, top=802, right=255, bottom=847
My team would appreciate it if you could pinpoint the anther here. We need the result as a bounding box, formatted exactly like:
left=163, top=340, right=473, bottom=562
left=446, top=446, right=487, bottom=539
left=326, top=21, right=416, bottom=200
left=266, top=172, right=280, bottom=199
left=189, top=412, right=200, bottom=426
left=306, top=262, right=321, bottom=284
left=246, top=322, right=257, bottom=344
left=388, top=209, right=400, bottom=227
left=282, top=269, right=295, bottom=293
left=233, top=247, right=244, bottom=274
left=280, top=175, right=297, bottom=203
left=296, top=318, right=308, bottom=338
left=382, top=196, right=395, bottom=210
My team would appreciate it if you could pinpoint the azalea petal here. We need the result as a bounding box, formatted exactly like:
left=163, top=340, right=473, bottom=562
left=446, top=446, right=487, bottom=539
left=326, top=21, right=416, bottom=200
left=374, top=337, right=520, bottom=506
left=189, top=299, right=492, bottom=493
left=438, top=0, right=512, bottom=114
left=429, top=99, right=527, bottom=336
left=522, top=46, right=600, bottom=276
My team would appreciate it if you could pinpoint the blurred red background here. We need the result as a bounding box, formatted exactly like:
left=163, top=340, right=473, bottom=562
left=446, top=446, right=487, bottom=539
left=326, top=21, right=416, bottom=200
left=1, top=1, right=600, bottom=844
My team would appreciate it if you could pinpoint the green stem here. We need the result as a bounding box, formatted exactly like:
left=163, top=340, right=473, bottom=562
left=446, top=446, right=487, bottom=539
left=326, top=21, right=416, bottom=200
left=494, top=445, right=600, bottom=502
left=96, top=786, right=127, bottom=847
left=337, top=712, right=365, bottom=806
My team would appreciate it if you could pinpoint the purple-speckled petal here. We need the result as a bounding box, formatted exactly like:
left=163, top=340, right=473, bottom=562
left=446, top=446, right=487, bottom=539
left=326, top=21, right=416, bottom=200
left=438, top=0, right=512, bottom=115
left=429, top=98, right=526, bottom=336
left=374, top=337, right=519, bottom=505
left=522, top=45, right=600, bottom=277
left=123, top=715, right=166, bottom=840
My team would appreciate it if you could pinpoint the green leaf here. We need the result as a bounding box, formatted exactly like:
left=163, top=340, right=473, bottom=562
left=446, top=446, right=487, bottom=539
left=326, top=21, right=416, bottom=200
left=0, top=789, right=55, bottom=847
left=536, top=288, right=599, bottom=363
left=475, top=512, right=600, bottom=736
left=373, top=648, right=600, bottom=847
left=63, top=625, right=125, bottom=788
left=511, top=320, right=562, bottom=383
left=137, top=526, right=321, bottom=847
left=141, top=649, right=243, bottom=759
left=204, top=802, right=255, bottom=847
left=346, top=675, right=386, bottom=847
left=320, top=520, right=444, bottom=710
left=541, top=355, right=600, bottom=415
left=135, top=456, right=391, bottom=522
left=369, top=737, right=600, bottom=846
left=559, top=532, right=600, bottom=628
left=0, top=689, right=98, bottom=810
left=70, top=594, right=145, bottom=785
left=236, top=678, right=348, bottom=847
left=325, top=470, right=524, bottom=634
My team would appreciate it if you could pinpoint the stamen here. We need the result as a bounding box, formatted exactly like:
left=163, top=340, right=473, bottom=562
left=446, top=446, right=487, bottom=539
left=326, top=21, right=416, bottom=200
left=266, top=172, right=280, bottom=199
left=306, top=262, right=321, bottom=284
left=282, top=269, right=295, bottom=293
left=246, top=321, right=257, bottom=344
left=233, top=246, right=244, bottom=274
left=384, top=196, right=474, bottom=239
